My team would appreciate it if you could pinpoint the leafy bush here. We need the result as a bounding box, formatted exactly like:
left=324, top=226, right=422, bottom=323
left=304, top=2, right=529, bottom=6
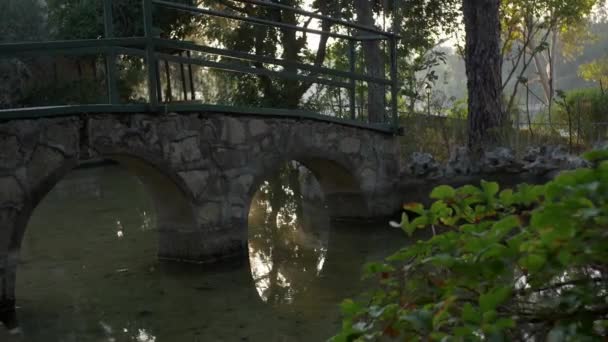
left=333, top=150, right=608, bottom=341
left=553, top=88, right=608, bottom=144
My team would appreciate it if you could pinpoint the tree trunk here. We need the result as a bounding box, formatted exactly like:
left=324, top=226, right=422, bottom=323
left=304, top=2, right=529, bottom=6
left=463, top=0, right=504, bottom=152
left=355, top=0, right=386, bottom=123
left=277, top=1, right=305, bottom=109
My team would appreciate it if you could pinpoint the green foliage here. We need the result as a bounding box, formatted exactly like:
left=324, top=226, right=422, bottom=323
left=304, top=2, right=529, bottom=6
left=553, top=87, right=608, bottom=143
left=333, top=151, right=608, bottom=341
left=579, top=57, right=608, bottom=91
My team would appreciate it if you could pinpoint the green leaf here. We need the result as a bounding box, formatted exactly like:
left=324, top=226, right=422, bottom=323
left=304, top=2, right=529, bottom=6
left=479, top=243, right=509, bottom=260
left=557, top=250, right=572, bottom=266
left=479, top=286, right=512, bottom=313
left=404, top=202, right=425, bottom=215
left=482, top=309, right=497, bottom=323
left=340, top=299, right=362, bottom=316
left=494, top=318, right=515, bottom=330
left=363, top=262, right=394, bottom=275
left=411, top=216, right=429, bottom=228
left=481, top=180, right=500, bottom=197
left=430, top=185, right=456, bottom=200
left=499, top=189, right=514, bottom=206
left=459, top=185, right=482, bottom=196
left=491, top=215, right=520, bottom=240
left=461, top=303, right=480, bottom=324
left=400, top=212, right=417, bottom=237
left=519, top=253, right=547, bottom=273
left=583, top=149, right=608, bottom=162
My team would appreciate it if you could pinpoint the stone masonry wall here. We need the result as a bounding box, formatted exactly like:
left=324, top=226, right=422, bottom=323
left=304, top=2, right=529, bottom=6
left=0, top=112, right=401, bottom=321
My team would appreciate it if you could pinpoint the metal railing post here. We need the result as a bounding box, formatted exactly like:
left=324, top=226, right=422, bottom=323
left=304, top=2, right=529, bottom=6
left=179, top=51, right=188, bottom=100
left=389, top=36, right=399, bottom=130
left=103, top=0, right=119, bottom=104
left=143, top=0, right=159, bottom=109
left=187, top=50, right=196, bottom=100
left=348, top=39, right=356, bottom=120
left=164, top=59, right=173, bottom=102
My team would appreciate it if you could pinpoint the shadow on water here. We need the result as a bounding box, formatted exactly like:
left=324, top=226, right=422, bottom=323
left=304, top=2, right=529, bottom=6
left=4, top=163, right=411, bottom=341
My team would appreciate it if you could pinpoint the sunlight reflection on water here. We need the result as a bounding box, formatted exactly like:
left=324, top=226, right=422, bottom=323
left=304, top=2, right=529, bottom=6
left=248, top=162, right=330, bottom=305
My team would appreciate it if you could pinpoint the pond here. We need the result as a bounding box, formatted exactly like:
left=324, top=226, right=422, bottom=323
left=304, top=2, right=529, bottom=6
left=2, top=163, right=408, bottom=341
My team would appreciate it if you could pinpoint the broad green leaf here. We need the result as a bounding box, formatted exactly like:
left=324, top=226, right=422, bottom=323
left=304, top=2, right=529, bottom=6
left=404, top=202, right=425, bottom=215
left=481, top=180, right=500, bottom=197
left=494, top=318, right=515, bottom=330
left=583, top=149, right=608, bottom=162
left=519, top=253, right=546, bottom=273
left=459, top=185, right=482, bottom=196
left=479, top=243, right=508, bottom=260
left=482, top=310, right=497, bottom=323
left=498, top=189, right=514, bottom=206
left=363, top=262, right=394, bottom=275
left=411, top=216, right=429, bottom=228
left=340, top=299, right=362, bottom=316
left=430, top=185, right=456, bottom=200
left=479, top=286, right=512, bottom=313
left=491, top=215, right=520, bottom=240
left=557, top=249, right=572, bottom=266
left=461, top=303, right=480, bottom=324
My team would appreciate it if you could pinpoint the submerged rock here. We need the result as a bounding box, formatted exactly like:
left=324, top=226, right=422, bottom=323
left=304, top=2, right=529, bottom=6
left=407, top=152, right=443, bottom=179
left=593, top=140, right=608, bottom=151
left=523, top=145, right=589, bottom=175
left=446, top=146, right=479, bottom=176
left=480, top=147, right=522, bottom=173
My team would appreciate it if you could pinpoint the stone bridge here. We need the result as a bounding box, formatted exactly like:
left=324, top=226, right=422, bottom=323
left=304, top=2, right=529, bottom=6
left=0, top=112, right=401, bottom=320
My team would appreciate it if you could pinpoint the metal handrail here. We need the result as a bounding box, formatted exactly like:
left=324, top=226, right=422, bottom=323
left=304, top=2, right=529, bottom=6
left=233, top=0, right=399, bottom=39
left=154, top=0, right=355, bottom=41
left=0, top=38, right=147, bottom=55
left=0, top=0, right=400, bottom=131
left=153, top=38, right=392, bottom=85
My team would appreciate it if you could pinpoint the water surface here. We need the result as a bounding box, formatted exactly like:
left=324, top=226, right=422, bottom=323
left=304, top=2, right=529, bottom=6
left=3, top=164, right=408, bottom=341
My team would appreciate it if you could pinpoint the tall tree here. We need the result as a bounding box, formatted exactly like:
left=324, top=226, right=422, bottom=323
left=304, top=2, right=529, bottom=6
left=579, top=56, right=608, bottom=93
left=500, top=0, right=598, bottom=122
left=354, top=0, right=386, bottom=123
left=198, top=0, right=337, bottom=110
left=463, top=0, right=505, bottom=151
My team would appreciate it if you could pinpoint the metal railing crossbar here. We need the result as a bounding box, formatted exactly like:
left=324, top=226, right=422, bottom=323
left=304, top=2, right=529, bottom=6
left=0, top=0, right=400, bottom=132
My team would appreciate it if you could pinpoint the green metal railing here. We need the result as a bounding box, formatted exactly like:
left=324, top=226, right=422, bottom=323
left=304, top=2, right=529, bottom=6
left=0, top=0, right=400, bottom=132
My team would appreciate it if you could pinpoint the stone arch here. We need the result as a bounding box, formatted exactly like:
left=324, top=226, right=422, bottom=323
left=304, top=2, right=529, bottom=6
left=12, top=150, right=198, bottom=260
left=244, top=152, right=371, bottom=224
left=0, top=148, right=199, bottom=326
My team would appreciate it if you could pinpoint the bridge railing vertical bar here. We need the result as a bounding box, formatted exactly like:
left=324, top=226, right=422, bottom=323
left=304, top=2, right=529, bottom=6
left=0, top=0, right=400, bottom=132
left=389, top=36, right=399, bottom=130
left=186, top=51, right=196, bottom=100
left=179, top=52, right=188, bottom=100
left=348, top=39, right=357, bottom=121
left=163, top=59, right=173, bottom=102
left=143, top=0, right=159, bottom=109
left=103, top=0, right=119, bottom=105
left=390, top=0, right=400, bottom=131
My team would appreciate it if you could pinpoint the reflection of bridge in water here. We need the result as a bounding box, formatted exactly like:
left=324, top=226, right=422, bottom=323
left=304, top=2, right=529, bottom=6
left=4, top=164, right=406, bottom=340
left=0, top=0, right=403, bottom=326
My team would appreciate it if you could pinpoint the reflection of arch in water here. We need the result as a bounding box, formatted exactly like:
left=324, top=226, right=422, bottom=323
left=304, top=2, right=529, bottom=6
left=246, top=154, right=370, bottom=222
left=246, top=158, right=359, bottom=305
left=1, top=149, right=198, bottom=327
